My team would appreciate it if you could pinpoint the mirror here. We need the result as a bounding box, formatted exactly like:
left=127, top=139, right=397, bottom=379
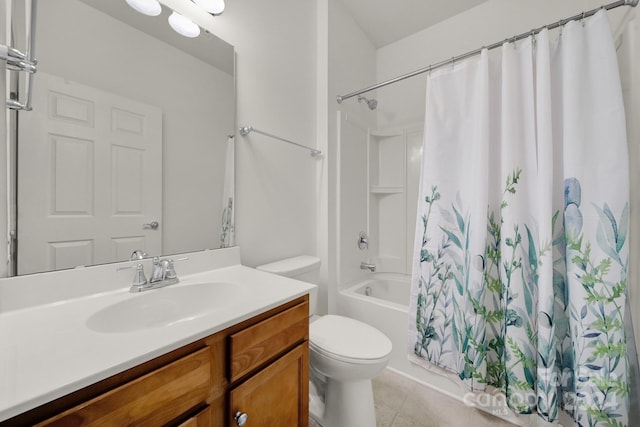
left=12, top=0, right=235, bottom=275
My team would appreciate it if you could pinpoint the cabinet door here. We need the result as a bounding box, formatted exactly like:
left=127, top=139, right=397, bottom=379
left=229, top=343, right=309, bottom=427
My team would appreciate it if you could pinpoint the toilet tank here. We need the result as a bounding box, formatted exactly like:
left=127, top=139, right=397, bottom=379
left=256, top=256, right=321, bottom=283
left=256, top=255, right=320, bottom=314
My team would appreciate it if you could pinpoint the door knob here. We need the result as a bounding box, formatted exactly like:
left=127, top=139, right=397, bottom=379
left=234, top=411, right=248, bottom=426
left=143, top=221, right=159, bottom=230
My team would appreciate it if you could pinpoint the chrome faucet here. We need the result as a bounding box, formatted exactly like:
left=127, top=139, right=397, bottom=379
left=118, top=257, right=184, bottom=293
left=360, top=262, right=376, bottom=272
left=149, top=257, right=179, bottom=287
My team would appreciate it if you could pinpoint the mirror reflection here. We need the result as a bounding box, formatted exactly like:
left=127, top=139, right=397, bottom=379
left=12, top=0, right=235, bottom=276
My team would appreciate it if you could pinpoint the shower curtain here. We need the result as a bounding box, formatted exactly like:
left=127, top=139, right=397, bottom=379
left=408, top=10, right=630, bottom=426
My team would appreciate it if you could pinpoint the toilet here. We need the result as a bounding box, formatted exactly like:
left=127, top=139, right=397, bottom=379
left=256, top=256, right=392, bottom=427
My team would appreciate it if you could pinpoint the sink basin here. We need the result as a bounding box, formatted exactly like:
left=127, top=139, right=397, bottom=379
left=86, top=283, right=246, bottom=333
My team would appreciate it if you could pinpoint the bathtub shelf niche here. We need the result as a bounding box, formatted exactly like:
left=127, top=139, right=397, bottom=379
left=366, top=123, right=423, bottom=275
left=367, top=130, right=406, bottom=275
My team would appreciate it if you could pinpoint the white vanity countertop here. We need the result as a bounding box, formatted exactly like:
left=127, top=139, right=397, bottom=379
left=0, top=249, right=316, bottom=422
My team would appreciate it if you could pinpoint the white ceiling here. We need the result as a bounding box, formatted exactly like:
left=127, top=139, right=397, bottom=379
left=337, top=0, right=489, bottom=48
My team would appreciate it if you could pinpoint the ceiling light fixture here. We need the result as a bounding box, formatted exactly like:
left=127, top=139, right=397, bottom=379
left=193, top=0, right=225, bottom=15
left=125, top=0, right=226, bottom=39
left=125, top=0, right=162, bottom=16
left=168, top=11, right=201, bottom=38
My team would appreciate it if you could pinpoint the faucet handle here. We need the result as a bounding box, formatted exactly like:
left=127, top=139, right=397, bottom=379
left=164, top=259, right=177, bottom=280
left=132, top=264, right=148, bottom=288
left=117, top=263, right=148, bottom=291
left=163, top=257, right=189, bottom=280
left=357, top=231, right=369, bottom=250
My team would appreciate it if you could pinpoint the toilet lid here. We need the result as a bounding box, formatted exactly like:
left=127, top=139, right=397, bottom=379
left=310, top=315, right=392, bottom=361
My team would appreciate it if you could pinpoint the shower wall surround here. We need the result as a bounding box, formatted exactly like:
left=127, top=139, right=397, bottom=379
left=338, top=121, right=423, bottom=282
left=368, top=126, right=422, bottom=275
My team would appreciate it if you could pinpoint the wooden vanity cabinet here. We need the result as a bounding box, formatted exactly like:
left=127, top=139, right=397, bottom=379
left=1, top=295, right=309, bottom=427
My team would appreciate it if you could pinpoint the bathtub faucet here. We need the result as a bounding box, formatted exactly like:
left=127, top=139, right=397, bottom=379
left=360, top=262, right=376, bottom=272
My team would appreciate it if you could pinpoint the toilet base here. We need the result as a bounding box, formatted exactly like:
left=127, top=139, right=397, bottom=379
left=310, top=377, right=376, bottom=427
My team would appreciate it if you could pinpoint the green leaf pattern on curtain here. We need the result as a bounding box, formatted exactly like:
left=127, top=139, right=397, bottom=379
left=412, top=174, right=629, bottom=425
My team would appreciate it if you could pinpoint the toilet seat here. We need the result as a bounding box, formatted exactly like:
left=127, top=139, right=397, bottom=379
left=310, top=315, right=392, bottom=364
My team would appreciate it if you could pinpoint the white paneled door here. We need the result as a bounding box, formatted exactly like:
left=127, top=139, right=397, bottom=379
left=17, top=73, right=162, bottom=275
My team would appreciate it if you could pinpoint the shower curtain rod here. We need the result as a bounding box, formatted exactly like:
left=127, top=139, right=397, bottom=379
left=239, top=126, right=322, bottom=157
left=336, top=0, right=639, bottom=104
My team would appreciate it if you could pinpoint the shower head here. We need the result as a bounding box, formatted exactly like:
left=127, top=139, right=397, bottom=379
left=357, top=95, right=378, bottom=110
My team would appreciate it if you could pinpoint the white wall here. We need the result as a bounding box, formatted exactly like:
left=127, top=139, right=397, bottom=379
left=206, top=0, right=319, bottom=272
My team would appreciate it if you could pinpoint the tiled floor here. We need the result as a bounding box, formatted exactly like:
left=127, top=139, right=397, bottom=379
left=309, top=369, right=518, bottom=427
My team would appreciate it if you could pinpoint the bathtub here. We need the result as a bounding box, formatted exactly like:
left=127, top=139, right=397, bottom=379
left=338, top=273, right=526, bottom=425
left=338, top=273, right=459, bottom=390
left=348, top=273, right=410, bottom=308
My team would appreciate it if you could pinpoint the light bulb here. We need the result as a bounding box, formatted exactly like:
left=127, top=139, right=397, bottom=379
left=194, top=0, right=225, bottom=14
left=168, top=11, right=200, bottom=38
left=125, top=0, right=162, bottom=16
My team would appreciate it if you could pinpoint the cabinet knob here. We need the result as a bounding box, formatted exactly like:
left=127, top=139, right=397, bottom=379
left=234, top=411, right=248, bottom=426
